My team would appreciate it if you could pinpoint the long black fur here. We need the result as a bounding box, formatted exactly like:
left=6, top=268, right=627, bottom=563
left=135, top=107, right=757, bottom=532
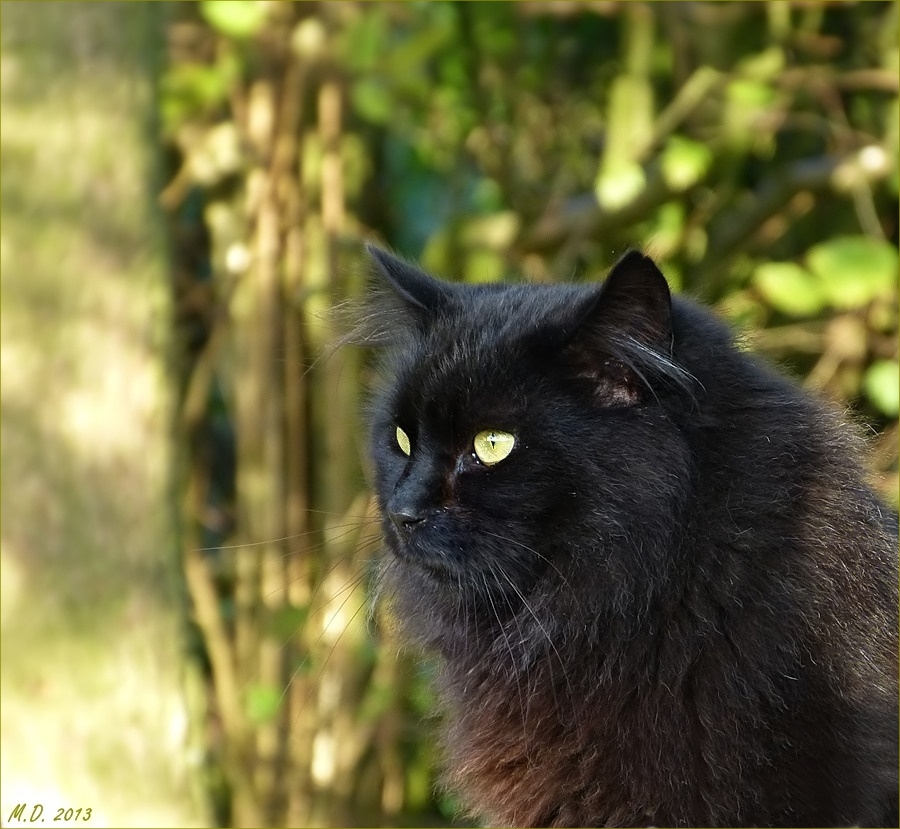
left=357, top=245, right=898, bottom=828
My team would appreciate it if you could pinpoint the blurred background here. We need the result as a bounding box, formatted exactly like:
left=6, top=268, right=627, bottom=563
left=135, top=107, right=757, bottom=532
left=1, top=1, right=897, bottom=827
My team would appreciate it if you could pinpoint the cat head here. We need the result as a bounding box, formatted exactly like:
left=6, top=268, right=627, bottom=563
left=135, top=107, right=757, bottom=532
left=361, top=246, right=695, bottom=624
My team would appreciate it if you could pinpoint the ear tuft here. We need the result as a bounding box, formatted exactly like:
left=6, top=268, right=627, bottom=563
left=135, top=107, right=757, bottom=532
left=366, top=243, right=453, bottom=315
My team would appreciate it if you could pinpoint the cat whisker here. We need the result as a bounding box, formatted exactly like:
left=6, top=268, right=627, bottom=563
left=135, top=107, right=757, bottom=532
left=195, top=517, right=379, bottom=554
left=286, top=591, right=374, bottom=743
left=489, top=560, right=574, bottom=705
left=255, top=532, right=381, bottom=605
left=492, top=567, right=540, bottom=764
left=268, top=523, right=381, bottom=565
left=479, top=529, right=574, bottom=594
left=279, top=563, right=373, bottom=712
left=480, top=566, right=531, bottom=747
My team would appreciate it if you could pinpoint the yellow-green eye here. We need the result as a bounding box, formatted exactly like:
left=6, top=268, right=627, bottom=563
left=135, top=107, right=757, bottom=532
left=396, top=426, right=411, bottom=456
left=473, top=430, right=516, bottom=465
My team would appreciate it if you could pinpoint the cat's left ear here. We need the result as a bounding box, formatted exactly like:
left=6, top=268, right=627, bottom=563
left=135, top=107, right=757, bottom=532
left=562, top=251, right=675, bottom=402
left=581, top=251, right=673, bottom=351
left=366, top=243, right=454, bottom=322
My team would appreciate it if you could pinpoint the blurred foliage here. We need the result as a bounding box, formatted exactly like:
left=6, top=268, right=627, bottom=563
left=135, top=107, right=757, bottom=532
left=159, top=1, right=898, bottom=826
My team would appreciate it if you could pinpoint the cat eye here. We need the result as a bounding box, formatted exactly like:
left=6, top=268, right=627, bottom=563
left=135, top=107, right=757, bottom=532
left=473, top=430, right=516, bottom=465
left=396, top=426, right=411, bottom=456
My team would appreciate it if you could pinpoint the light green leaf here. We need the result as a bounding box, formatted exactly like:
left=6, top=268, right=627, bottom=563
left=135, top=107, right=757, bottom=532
left=200, top=1, right=267, bottom=38
left=806, top=236, right=898, bottom=310
left=464, top=249, right=505, bottom=284
left=661, top=136, right=713, bottom=191
left=736, top=47, right=785, bottom=80
left=753, top=262, right=825, bottom=316
left=647, top=202, right=685, bottom=259
left=863, top=360, right=900, bottom=416
left=604, top=74, right=654, bottom=164
left=727, top=78, right=776, bottom=109
left=595, top=160, right=646, bottom=210
left=160, top=64, right=231, bottom=131
left=460, top=212, right=520, bottom=250
left=245, top=684, right=282, bottom=725
left=724, top=79, right=777, bottom=143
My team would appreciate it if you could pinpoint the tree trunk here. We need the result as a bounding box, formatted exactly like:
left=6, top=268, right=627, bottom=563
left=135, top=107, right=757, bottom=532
left=0, top=3, right=207, bottom=826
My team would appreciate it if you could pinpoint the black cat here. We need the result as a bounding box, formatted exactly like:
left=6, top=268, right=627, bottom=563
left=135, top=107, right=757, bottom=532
left=357, top=244, right=898, bottom=828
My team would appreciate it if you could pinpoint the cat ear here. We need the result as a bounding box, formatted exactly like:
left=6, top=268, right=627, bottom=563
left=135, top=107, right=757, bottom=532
left=563, top=251, right=675, bottom=403
left=365, top=243, right=453, bottom=318
left=585, top=251, right=673, bottom=350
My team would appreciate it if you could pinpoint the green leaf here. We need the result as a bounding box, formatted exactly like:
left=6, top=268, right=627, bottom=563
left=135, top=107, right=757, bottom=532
left=160, top=64, right=231, bottom=132
left=863, top=360, right=900, bottom=416
left=200, top=1, right=267, bottom=38
left=603, top=74, right=654, bottom=164
left=727, top=78, right=776, bottom=109
left=595, top=160, right=646, bottom=210
left=464, top=248, right=505, bottom=284
left=386, top=25, right=453, bottom=81
left=724, top=79, right=777, bottom=144
left=351, top=78, right=393, bottom=125
left=245, top=684, right=282, bottom=725
left=460, top=212, right=520, bottom=249
left=806, top=236, right=898, bottom=310
left=661, top=136, right=713, bottom=191
left=646, top=201, right=685, bottom=259
left=753, top=262, right=825, bottom=316
left=338, top=9, right=387, bottom=72
left=736, top=47, right=785, bottom=80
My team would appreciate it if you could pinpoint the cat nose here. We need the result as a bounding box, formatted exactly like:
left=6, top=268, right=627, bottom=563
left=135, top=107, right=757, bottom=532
left=388, top=506, right=426, bottom=537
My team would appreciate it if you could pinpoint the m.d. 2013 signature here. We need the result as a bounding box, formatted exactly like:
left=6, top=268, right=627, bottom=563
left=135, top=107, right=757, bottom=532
left=6, top=804, right=93, bottom=823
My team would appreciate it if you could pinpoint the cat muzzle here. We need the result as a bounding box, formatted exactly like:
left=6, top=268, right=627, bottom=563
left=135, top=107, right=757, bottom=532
left=388, top=506, right=427, bottom=538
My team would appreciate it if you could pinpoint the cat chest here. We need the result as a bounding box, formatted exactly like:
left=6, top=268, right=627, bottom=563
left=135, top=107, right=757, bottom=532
left=443, top=681, right=719, bottom=826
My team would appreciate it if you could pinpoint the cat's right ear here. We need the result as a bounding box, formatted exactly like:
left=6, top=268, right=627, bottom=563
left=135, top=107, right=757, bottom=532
left=365, top=243, right=454, bottom=323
